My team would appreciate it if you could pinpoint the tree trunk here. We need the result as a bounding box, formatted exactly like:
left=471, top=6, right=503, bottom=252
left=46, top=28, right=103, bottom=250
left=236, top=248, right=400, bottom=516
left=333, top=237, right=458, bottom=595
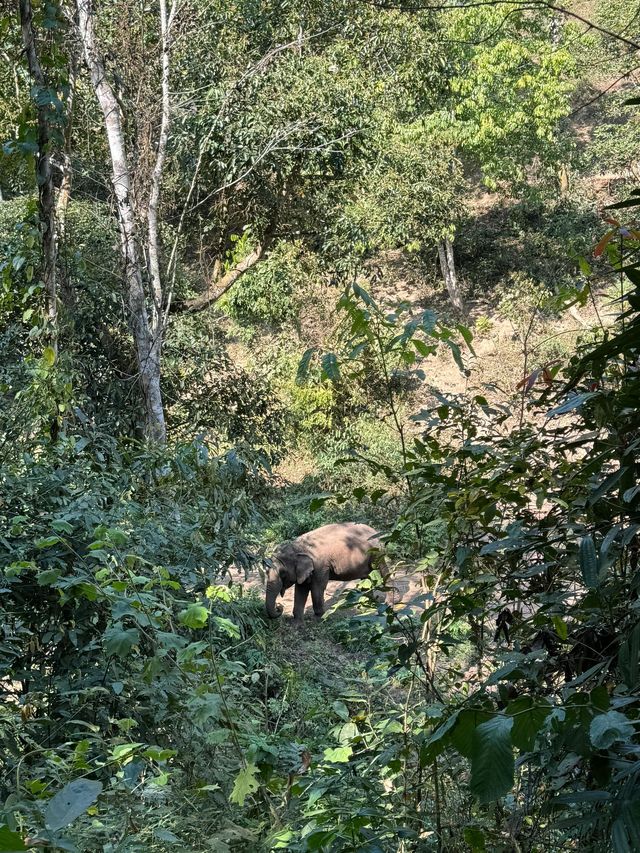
left=438, top=236, right=463, bottom=312
left=19, top=0, right=57, bottom=347
left=76, top=0, right=166, bottom=442
left=147, top=0, right=177, bottom=335
left=56, top=56, right=76, bottom=237
left=57, top=56, right=76, bottom=306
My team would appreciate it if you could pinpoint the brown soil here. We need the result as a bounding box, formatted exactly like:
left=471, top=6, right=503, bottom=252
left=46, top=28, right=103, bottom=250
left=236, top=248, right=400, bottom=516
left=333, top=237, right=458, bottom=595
left=231, top=563, right=429, bottom=621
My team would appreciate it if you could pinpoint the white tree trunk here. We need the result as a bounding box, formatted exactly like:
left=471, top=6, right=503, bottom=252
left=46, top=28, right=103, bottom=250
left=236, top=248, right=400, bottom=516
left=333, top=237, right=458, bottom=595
left=76, top=0, right=166, bottom=442
left=147, top=0, right=177, bottom=335
left=438, top=236, right=463, bottom=312
left=56, top=57, right=76, bottom=238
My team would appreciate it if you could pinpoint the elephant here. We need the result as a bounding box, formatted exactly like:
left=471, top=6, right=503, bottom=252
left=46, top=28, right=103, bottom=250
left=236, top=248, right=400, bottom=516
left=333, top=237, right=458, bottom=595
left=265, top=522, right=384, bottom=622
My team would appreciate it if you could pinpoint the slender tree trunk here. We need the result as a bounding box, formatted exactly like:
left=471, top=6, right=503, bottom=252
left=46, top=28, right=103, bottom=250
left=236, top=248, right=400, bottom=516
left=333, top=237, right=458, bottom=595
left=147, top=0, right=177, bottom=336
left=76, top=0, right=166, bottom=442
left=19, top=0, right=58, bottom=347
left=438, top=236, right=463, bottom=312
left=56, top=56, right=76, bottom=237
left=57, top=56, right=76, bottom=305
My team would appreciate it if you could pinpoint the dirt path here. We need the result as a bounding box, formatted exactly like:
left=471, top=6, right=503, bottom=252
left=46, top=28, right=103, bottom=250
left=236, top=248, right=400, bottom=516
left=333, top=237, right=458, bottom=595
left=233, top=565, right=428, bottom=620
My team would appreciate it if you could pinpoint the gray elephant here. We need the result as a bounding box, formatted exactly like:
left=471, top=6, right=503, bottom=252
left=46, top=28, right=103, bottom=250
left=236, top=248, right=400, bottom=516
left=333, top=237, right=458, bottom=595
left=265, top=522, right=383, bottom=622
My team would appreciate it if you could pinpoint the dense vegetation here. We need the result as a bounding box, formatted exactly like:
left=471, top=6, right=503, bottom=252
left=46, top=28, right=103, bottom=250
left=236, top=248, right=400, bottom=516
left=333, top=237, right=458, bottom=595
left=1, top=0, right=639, bottom=850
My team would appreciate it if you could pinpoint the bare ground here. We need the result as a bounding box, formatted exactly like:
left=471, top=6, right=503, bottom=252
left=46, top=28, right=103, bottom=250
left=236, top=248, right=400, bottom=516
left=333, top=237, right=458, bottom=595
left=231, top=564, right=429, bottom=621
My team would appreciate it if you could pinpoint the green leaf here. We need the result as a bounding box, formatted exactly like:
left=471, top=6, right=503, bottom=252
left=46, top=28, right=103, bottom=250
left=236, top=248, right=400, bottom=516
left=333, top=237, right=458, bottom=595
left=323, top=745, right=352, bottom=763
left=35, top=535, right=62, bottom=549
left=507, top=697, right=552, bottom=752
left=42, top=346, right=56, bottom=367
left=590, top=711, right=635, bottom=749
left=469, top=716, right=514, bottom=803
left=426, top=711, right=459, bottom=747
left=463, top=826, right=486, bottom=852
left=296, top=348, right=316, bottom=384
left=309, top=493, right=332, bottom=512
left=104, top=625, right=140, bottom=658
left=212, top=616, right=240, bottom=638
left=332, top=701, right=349, bottom=721
left=44, top=779, right=102, bottom=831
left=51, top=520, right=73, bottom=534
left=352, top=282, right=375, bottom=307
left=547, top=392, right=595, bottom=418
left=579, top=536, right=599, bottom=588
left=37, top=569, right=60, bottom=586
left=229, top=763, right=259, bottom=805
left=445, top=339, right=465, bottom=373
left=178, top=604, right=209, bottom=629
left=456, top=323, right=476, bottom=354
left=412, top=339, right=432, bottom=357
left=552, top=616, right=568, bottom=641
left=106, top=528, right=128, bottom=547
left=321, top=352, right=340, bottom=382
left=619, top=624, right=640, bottom=689
left=452, top=709, right=492, bottom=757
left=111, top=743, right=143, bottom=761
left=0, top=825, right=28, bottom=852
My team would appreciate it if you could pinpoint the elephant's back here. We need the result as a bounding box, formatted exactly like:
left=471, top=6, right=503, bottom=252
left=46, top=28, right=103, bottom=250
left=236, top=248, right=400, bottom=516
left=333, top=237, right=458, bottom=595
left=297, top=522, right=382, bottom=570
left=298, top=521, right=379, bottom=545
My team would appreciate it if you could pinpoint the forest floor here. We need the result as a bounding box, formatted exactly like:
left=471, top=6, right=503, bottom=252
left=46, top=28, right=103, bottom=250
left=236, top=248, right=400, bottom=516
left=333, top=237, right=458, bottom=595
left=236, top=563, right=428, bottom=622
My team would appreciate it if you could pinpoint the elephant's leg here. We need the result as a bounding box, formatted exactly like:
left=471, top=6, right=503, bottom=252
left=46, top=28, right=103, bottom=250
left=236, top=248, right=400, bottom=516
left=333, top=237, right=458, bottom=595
left=293, top=583, right=310, bottom=622
left=310, top=578, right=327, bottom=618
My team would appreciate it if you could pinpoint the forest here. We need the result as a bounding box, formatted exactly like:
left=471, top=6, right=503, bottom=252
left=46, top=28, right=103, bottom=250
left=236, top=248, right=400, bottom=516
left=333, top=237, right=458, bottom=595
left=1, top=0, right=640, bottom=850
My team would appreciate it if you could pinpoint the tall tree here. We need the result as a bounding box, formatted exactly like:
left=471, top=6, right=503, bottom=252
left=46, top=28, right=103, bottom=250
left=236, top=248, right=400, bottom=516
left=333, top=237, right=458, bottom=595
left=18, top=0, right=58, bottom=346
left=75, top=0, right=177, bottom=442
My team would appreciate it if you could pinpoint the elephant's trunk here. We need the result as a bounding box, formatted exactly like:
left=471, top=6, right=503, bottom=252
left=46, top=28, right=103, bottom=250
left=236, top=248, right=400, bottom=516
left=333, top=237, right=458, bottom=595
left=265, top=567, right=283, bottom=618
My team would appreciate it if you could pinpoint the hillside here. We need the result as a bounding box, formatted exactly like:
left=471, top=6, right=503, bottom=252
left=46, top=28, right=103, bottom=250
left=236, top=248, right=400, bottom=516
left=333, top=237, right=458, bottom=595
left=1, top=1, right=640, bottom=851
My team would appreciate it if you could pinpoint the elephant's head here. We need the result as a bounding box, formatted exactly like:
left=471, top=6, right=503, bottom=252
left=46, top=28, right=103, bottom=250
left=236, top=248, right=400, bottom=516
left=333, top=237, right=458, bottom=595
left=264, top=543, right=315, bottom=618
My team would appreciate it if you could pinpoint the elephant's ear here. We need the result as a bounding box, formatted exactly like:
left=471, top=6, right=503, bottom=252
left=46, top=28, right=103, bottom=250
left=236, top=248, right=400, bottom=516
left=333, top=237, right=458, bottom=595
left=276, top=545, right=297, bottom=584
left=295, top=553, right=315, bottom=584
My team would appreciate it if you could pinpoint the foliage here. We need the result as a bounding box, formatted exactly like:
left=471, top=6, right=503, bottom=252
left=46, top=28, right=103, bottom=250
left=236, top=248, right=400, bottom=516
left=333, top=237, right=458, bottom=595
left=294, top=206, right=639, bottom=850
left=442, top=5, right=575, bottom=190
left=222, top=242, right=302, bottom=326
left=347, top=130, right=464, bottom=253
left=2, top=1, right=639, bottom=851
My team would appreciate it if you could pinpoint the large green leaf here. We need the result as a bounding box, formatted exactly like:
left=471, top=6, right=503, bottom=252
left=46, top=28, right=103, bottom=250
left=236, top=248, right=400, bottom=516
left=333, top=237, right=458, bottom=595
left=589, top=711, right=634, bottom=749
left=451, top=709, right=492, bottom=758
left=229, top=763, right=259, bottom=806
left=507, top=697, right=552, bottom=752
left=321, top=352, right=340, bottom=382
left=619, top=624, right=640, bottom=689
left=44, top=779, right=102, bottom=831
left=469, top=716, right=514, bottom=803
left=104, top=625, right=140, bottom=658
left=177, top=604, right=209, bottom=629
left=323, top=745, right=353, bottom=763
left=579, top=536, right=599, bottom=588
left=296, top=347, right=317, bottom=384
left=0, top=825, right=27, bottom=852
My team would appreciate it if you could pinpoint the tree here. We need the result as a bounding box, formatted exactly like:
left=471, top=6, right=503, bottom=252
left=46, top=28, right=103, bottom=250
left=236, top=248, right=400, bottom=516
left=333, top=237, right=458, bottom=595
left=428, top=4, right=575, bottom=308
left=18, top=0, right=60, bottom=346
left=75, top=0, right=177, bottom=442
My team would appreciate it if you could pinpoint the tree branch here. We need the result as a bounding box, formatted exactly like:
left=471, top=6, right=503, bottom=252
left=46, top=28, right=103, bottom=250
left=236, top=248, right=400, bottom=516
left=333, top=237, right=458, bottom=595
left=171, top=227, right=276, bottom=314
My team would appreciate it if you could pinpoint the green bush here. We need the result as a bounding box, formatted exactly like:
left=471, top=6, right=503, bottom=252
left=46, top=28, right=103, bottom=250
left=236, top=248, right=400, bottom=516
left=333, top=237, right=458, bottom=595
left=222, top=241, right=308, bottom=326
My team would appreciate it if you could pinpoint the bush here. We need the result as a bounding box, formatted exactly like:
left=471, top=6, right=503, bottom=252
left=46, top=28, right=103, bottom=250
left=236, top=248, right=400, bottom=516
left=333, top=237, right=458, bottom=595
left=222, top=241, right=309, bottom=326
